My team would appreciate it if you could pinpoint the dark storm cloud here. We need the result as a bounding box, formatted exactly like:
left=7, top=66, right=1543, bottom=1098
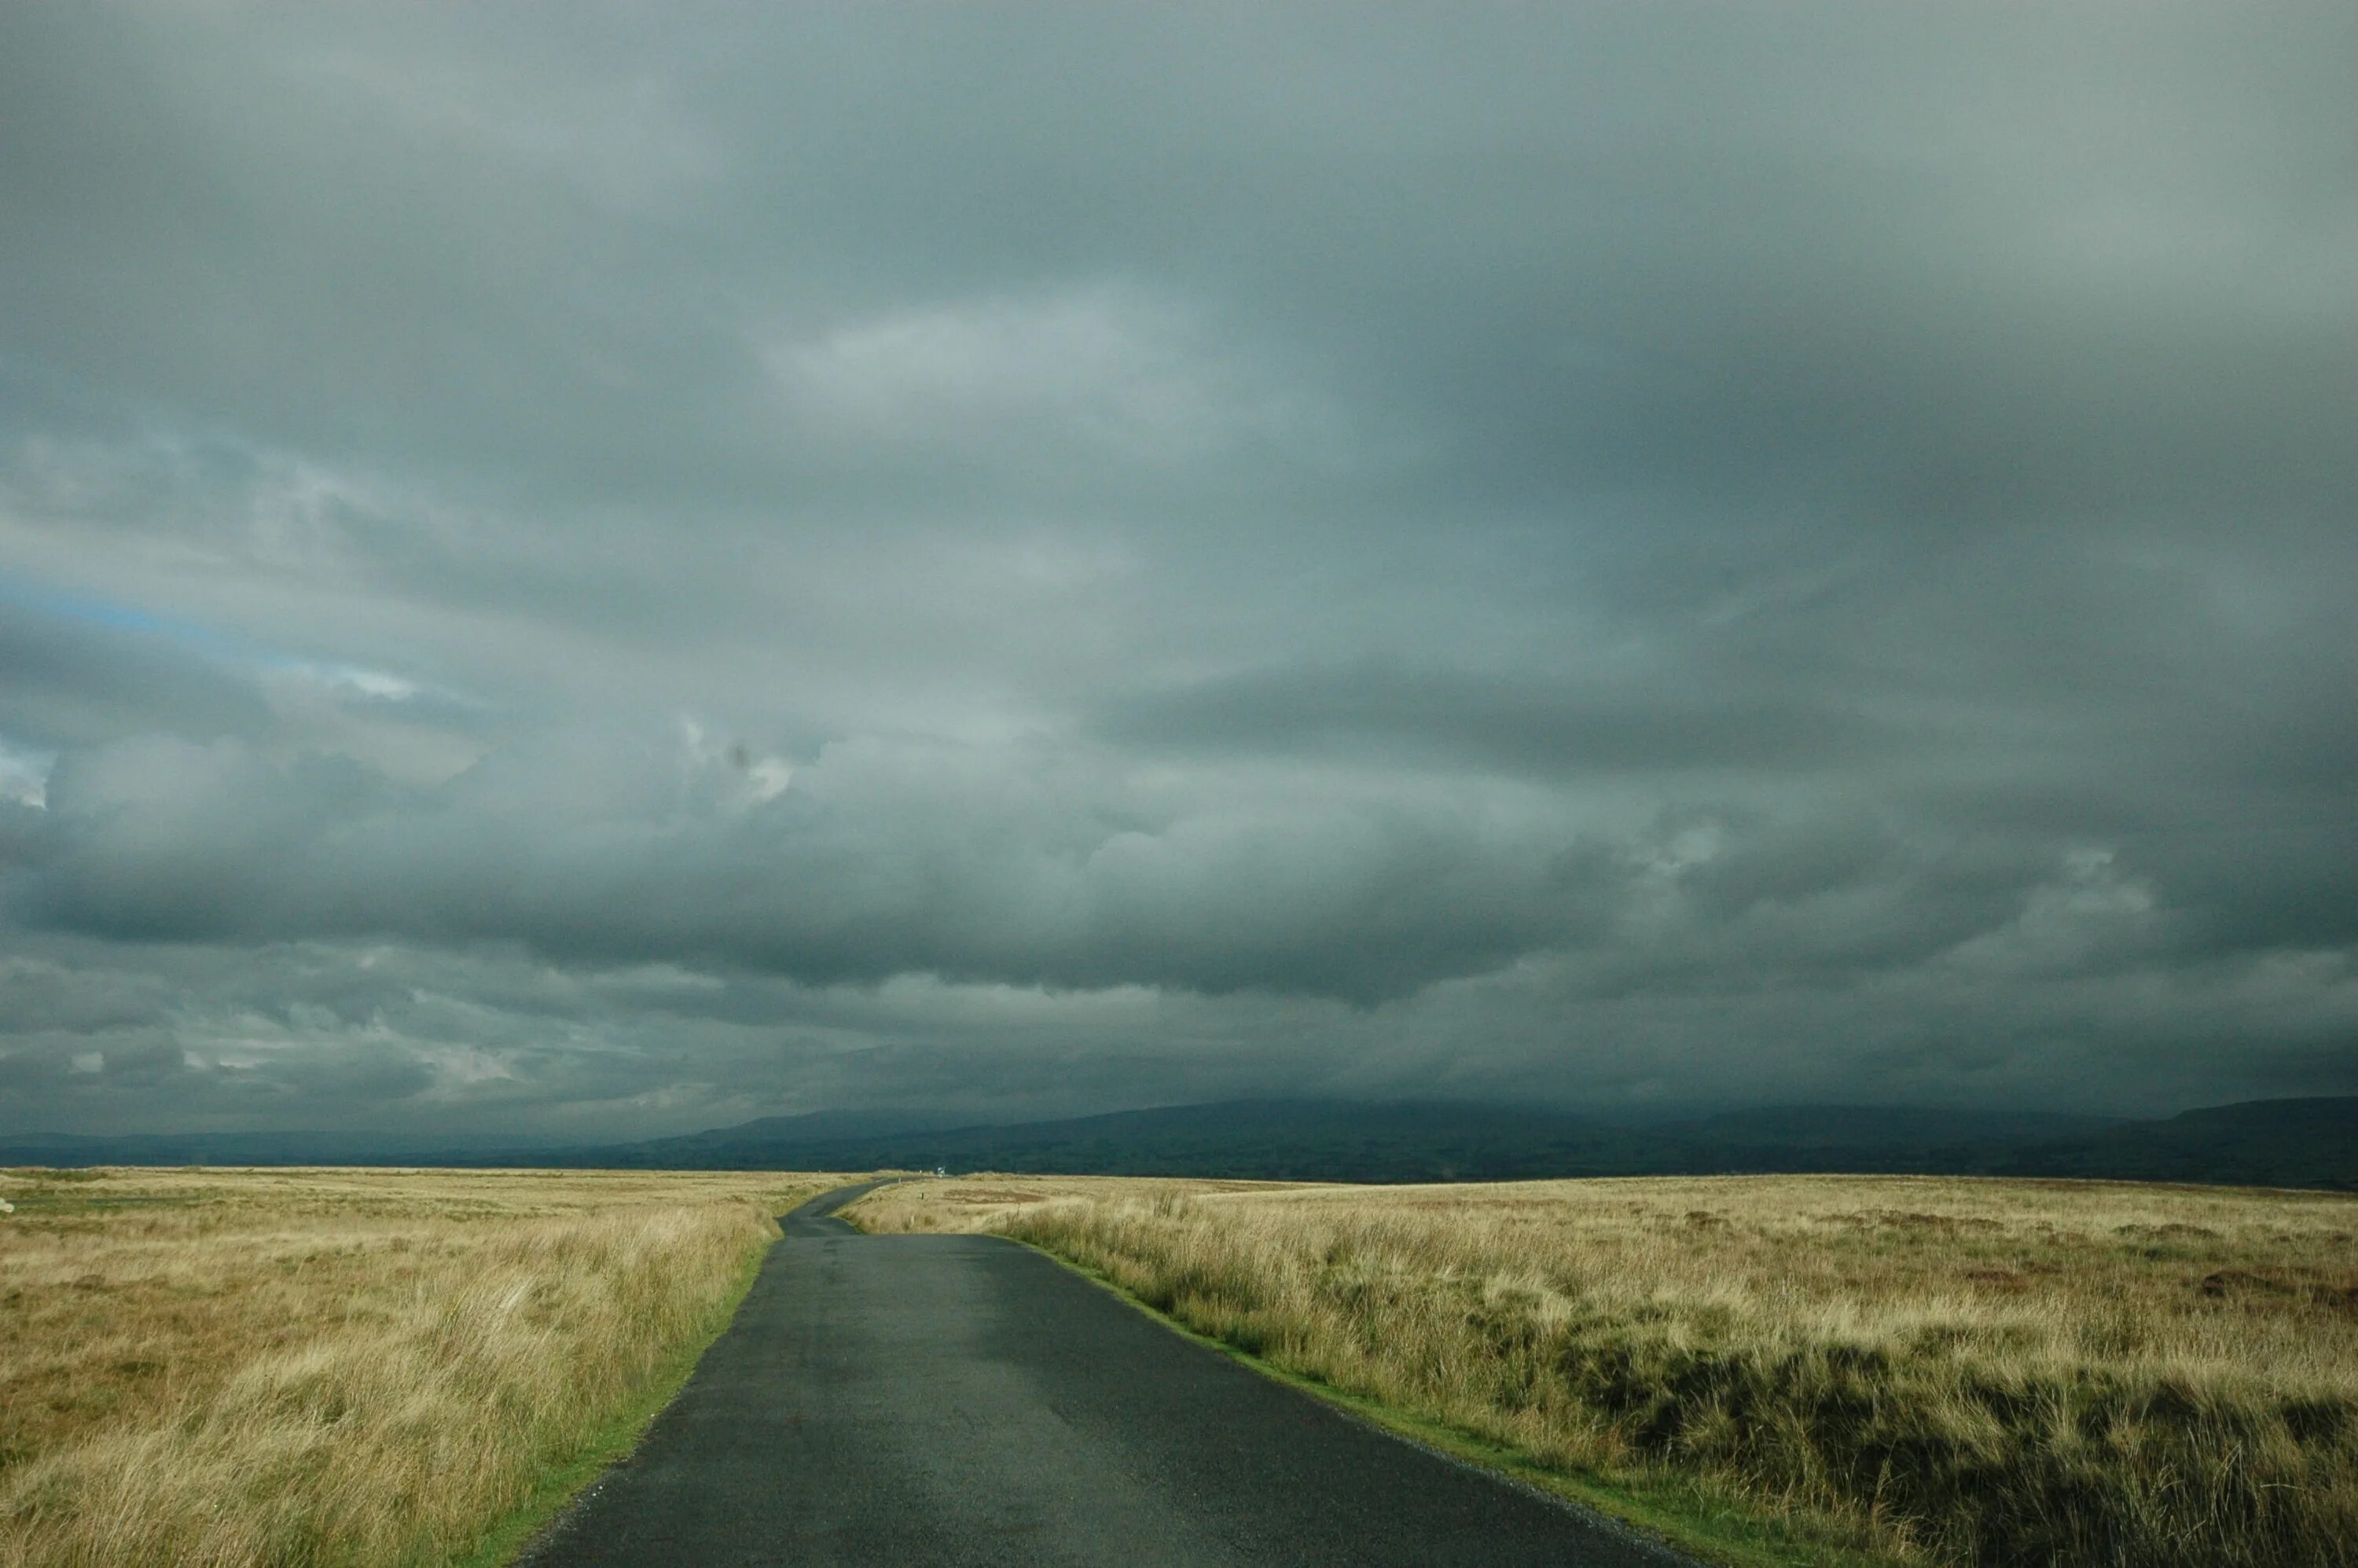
left=2, top=3, right=2352, bottom=1135
left=10, top=729, right=1625, bottom=1002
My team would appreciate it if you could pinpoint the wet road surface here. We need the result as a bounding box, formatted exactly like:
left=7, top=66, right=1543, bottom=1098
left=519, top=1181, right=1696, bottom=1566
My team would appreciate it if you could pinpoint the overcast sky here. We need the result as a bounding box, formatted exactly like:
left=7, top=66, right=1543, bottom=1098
left=2, top=5, right=2353, bottom=1141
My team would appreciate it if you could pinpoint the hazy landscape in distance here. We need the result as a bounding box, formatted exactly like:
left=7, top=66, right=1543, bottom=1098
left=7, top=1096, right=2355, bottom=1194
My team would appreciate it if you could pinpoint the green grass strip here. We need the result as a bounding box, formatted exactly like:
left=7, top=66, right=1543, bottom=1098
left=460, top=1229, right=775, bottom=1568
left=1004, top=1238, right=1904, bottom=1568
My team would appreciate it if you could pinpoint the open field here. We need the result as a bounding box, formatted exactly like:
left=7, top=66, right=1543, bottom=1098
left=854, top=1174, right=2358, bottom=1567
left=0, top=1166, right=843, bottom=1568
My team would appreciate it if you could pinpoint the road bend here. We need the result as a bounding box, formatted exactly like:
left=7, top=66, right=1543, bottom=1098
left=519, top=1181, right=1695, bottom=1567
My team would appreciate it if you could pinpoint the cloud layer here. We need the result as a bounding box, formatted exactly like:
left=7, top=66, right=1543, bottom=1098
left=2, top=4, right=2352, bottom=1138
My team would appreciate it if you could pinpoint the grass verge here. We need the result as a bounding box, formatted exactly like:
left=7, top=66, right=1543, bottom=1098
left=0, top=1168, right=843, bottom=1567
left=1007, top=1233, right=1892, bottom=1568
left=850, top=1173, right=2358, bottom=1567
left=462, top=1232, right=772, bottom=1568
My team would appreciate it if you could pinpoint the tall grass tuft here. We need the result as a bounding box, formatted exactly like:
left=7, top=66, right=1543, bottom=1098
left=858, top=1174, right=2358, bottom=1567
left=0, top=1167, right=836, bottom=1567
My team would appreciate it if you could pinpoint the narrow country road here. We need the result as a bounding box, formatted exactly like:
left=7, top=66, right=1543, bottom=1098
left=519, top=1182, right=1696, bottom=1567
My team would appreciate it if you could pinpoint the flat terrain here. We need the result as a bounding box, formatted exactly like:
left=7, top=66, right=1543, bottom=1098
left=521, top=1182, right=1691, bottom=1568
left=10, top=1167, right=2351, bottom=1566
left=860, top=1173, right=2358, bottom=1567
left=0, top=1166, right=839, bottom=1567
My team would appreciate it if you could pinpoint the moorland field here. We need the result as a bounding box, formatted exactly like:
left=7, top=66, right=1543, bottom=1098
left=0, top=1166, right=838, bottom=1568
left=5, top=1166, right=2350, bottom=1567
left=854, top=1173, right=2358, bottom=1568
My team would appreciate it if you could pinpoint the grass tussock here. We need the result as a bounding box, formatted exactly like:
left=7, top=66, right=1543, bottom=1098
left=0, top=1166, right=841, bottom=1568
left=855, top=1173, right=2358, bottom=1567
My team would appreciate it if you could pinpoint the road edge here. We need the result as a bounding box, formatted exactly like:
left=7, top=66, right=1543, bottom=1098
left=869, top=1219, right=1902, bottom=1568
left=469, top=1215, right=780, bottom=1568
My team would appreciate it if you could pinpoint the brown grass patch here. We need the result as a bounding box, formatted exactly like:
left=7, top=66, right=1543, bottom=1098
left=854, top=1173, right=2358, bottom=1566
left=0, top=1166, right=843, bottom=1567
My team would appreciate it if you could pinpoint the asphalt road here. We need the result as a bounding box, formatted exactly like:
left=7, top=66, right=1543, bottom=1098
left=519, top=1182, right=1697, bottom=1567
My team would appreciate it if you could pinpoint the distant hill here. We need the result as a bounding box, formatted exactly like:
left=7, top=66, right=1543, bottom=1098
left=1642, top=1106, right=2125, bottom=1176
left=587, top=1100, right=1666, bottom=1182
left=613, top=1107, right=968, bottom=1160
left=0, top=1129, right=536, bottom=1167
left=8, top=1096, right=2352, bottom=1192
left=1996, top=1097, right=2358, bottom=1191
left=552, top=1096, right=2348, bottom=1190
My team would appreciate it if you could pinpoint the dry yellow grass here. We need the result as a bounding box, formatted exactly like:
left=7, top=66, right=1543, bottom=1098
left=0, top=1166, right=843, bottom=1568
left=855, top=1173, right=2358, bottom=1567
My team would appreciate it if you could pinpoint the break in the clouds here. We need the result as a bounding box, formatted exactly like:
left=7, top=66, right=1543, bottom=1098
left=2, top=4, right=2354, bottom=1140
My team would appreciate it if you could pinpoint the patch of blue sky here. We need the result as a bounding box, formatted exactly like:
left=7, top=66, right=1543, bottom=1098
left=0, top=575, right=243, bottom=653
left=0, top=575, right=438, bottom=707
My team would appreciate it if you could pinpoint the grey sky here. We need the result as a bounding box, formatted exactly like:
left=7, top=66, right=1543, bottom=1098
left=2, top=4, right=2352, bottom=1140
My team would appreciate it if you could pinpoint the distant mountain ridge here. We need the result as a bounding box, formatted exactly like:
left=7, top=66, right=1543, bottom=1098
left=0, top=1128, right=549, bottom=1167
left=1988, top=1097, right=2358, bottom=1192
left=8, top=1095, right=2351, bottom=1192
